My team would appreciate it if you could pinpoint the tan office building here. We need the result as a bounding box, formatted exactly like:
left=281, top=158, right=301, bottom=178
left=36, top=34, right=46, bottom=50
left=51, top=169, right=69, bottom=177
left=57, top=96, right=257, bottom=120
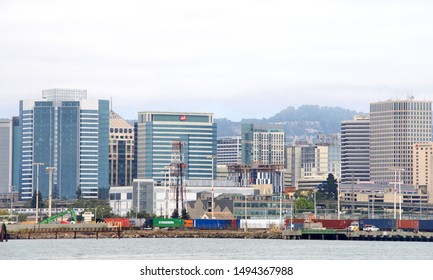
left=413, top=142, right=433, bottom=203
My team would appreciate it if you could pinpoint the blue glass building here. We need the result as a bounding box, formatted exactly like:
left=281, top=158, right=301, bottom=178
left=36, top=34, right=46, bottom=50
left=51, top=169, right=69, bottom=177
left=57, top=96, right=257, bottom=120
left=19, top=89, right=109, bottom=200
left=137, top=112, right=217, bottom=181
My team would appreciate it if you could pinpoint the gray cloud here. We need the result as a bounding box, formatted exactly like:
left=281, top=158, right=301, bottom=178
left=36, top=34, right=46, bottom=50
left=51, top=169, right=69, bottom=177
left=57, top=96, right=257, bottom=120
left=1, top=0, right=433, bottom=121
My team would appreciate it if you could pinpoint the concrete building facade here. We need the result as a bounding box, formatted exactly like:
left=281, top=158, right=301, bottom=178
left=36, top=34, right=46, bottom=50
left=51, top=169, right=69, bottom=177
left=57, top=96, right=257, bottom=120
left=109, top=111, right=134, bottom=187
left=217, top=136, right=242, bottom=165
left=370, top=99, right=432, bottom=185
left=0, top=119, right=12, bottom=194
left=413, top=142, right=433, bottom=203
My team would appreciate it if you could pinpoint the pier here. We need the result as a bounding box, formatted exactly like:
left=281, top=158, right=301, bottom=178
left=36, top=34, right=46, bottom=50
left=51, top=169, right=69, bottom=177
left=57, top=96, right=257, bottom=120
left=283, top=229, right=433, bottom=242
left=0, top=223, right=7, bottom=242
left=5, top=223, right=122, bottom=240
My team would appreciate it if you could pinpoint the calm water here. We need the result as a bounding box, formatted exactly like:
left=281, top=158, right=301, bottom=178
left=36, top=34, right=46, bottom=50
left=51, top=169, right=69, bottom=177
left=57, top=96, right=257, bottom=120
left=1, top=238, right=432, bottom=260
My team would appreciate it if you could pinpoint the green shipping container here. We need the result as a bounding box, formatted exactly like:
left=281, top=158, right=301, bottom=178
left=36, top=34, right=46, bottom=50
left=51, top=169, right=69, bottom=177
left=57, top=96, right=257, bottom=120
left=153, top=218, right=184, bottom=228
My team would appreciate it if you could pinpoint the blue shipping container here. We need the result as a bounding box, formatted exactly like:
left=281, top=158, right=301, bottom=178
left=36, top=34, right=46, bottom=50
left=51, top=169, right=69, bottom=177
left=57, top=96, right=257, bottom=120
left=194, top=219, right=236, bottom=230
left=359, top=219, right=397, bottom=230
left=419, top=220, right=433, bottom=231
left=287, top=223, right=303, bottom=230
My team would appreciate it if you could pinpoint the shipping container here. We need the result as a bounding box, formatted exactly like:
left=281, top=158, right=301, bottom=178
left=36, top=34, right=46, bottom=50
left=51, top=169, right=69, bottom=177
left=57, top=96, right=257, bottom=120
left=194, top=219, right=236, bottom=230
left=359, top=219, right=397, bottom=231
left=313, top=219, right=354, bottom=229
left=240, top=219, right=283, bottom=229
left=104, top=218, right=130, bottom=227
left=284, top=218, right=305, bottom=227
left=184, top=219, right=194, bottom=228
left=397, top=220, right=419, bottom=230
left=129, top=218, right=146, bottom=228
left=153, top=218, right=184, bottom=228
left=419, top=220, right=433, bottom=232
left=286, top=223, right=304, bottom=230
left=231, top=219, right=240, bottom=230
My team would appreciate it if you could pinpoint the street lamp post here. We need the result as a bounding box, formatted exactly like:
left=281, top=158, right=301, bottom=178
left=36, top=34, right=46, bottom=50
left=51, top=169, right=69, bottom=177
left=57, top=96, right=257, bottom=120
left=332, top=161, right=341, bottom=220
left=95, top=206, right=99, bottom=223
left=337, top=182, right=340, bottom=220
left=244, top=166, right=248, bottom=232
left=9, top=185, right=14, bottom=218
left=279, top=170, right=284, bottom=228
left=398, top=169, right=404, bottom=220
left=389, top=168, right=404, bottom=219
left=313, top=189, right=317, bottom=218
left=33, top=162, right=44, bottom=223
left=46, top=167, right=56, bottom=218
left=207, top=155, right=216, bottom=219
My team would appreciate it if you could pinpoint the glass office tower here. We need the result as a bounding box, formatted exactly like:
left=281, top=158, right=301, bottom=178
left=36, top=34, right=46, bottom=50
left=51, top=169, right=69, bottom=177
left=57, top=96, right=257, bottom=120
left=137, top=111, right=217, bottom=181
left=19, top=89, right=109, bottom=200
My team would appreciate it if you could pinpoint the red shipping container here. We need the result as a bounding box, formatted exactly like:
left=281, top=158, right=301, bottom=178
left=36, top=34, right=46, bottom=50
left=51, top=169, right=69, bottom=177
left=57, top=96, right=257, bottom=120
left=398, top=220, right=419, bottom=230
left=231, top=219, right=237, bottom=230
left=314, top=219, right=355, bottom=229
left=285, top=218, right=305, bottom=226
left=104, top=218, right=130, bottom=227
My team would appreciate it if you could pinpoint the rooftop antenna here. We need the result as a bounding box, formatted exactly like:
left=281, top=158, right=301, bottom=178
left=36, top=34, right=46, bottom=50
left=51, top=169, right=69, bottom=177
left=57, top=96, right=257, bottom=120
left=110, top=97, right=113, bottom=112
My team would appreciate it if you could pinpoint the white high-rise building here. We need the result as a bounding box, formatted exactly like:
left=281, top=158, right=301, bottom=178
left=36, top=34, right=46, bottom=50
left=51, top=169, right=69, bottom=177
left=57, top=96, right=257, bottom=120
left=217, top=136, right=242, bottom=165
left=341, top=115, right=370, bottom=183
left=370, top=99, right=432, bottom=184
left=252, top=128, right=285, bottom=165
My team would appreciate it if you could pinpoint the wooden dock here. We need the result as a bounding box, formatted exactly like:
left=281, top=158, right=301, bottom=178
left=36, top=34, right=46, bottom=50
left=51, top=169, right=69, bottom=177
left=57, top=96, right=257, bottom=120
left=283, top=229, right=433, bottom=242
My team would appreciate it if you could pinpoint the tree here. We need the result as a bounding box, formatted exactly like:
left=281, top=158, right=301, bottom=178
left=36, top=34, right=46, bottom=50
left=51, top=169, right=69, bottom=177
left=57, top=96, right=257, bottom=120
left=321, top=173, right=338, bottom=200
left=171, top=208, right=179, bottom=219
left=181, top=208, right=190, bottom=219
left=30, top=191, right=43, bottom=208
left=294, top=197, right=314, bottom=212
left=76, top=186, right=82, bottom=199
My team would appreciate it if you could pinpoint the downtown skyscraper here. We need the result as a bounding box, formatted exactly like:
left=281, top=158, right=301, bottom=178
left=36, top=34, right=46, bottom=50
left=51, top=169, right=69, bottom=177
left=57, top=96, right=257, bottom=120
left=341, top=115, right=370, bottom=183
left=19, top=89, right=109, bottom=200
left=370, top=99, right=432, bottom=184
left=137, top=111, right=217, bottom=181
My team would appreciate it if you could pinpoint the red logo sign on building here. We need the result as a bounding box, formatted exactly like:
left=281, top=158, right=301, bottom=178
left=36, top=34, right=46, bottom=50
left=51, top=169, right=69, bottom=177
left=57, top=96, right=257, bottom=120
left=179, top=115, right=187, bottom=121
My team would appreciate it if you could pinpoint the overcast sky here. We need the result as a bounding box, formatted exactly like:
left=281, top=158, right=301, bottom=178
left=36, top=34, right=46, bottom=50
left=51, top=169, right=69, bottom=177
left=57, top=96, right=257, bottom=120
left=1, top=0, right=433, bottom=121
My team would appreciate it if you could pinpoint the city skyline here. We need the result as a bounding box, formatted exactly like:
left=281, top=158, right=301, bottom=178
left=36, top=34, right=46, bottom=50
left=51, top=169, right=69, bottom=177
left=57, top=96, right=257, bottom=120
left=1, top=1, right=433, bottom=121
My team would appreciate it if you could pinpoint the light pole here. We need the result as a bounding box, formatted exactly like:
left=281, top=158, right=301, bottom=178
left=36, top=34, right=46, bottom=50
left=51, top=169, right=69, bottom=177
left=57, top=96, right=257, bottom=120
left=33, top=162, right=44, bottom=223
left=244, top=166, right=248, bottom=232
left=95, top=206, right=99, bottom=223
left=313, top=189, right=317, bottom=218
left=389, top=168, right=404, bottom=219
left=337, top=176, right=341, bottom=220
left=46, top=167, right=56, bottom=217
left=398, top=169, right=404, bottom=220
left=332, top=161, right=341, bottom=220
left=207, top=155, right=216, bottom=219
left=9, top=185, right=14, bottom=218
left=279, top=170, right=283, bottom=228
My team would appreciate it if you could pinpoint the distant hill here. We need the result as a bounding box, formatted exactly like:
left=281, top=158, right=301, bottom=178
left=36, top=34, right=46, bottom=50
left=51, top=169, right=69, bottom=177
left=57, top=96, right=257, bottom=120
left=216, top=105, right=362, bottom=138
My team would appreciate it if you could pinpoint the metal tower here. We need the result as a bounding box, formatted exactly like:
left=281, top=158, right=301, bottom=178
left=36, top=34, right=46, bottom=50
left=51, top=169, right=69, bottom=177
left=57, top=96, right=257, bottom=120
left=170, top=141, right=186, bottom=213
